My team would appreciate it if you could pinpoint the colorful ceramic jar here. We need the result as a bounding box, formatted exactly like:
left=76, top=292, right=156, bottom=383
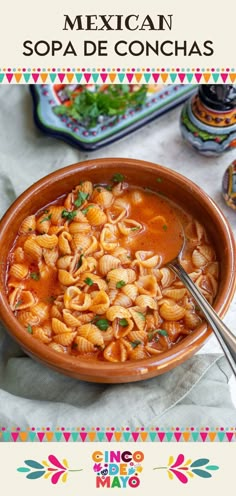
left=222, top=160, right=236, bottom=210
left=180, top=85, right=236, bottom=155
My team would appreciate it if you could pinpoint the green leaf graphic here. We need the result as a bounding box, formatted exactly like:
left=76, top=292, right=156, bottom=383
left=191, top=469, right=212, bottom=478
left=190, top=458, right=209, bottom=467
left=26, top=471, right=46, bottom=480
left=205, top=465, right=219, bottom=471
left=24, top=460, right=45, bottom=469
left=17, top=467, right=31, bottom=472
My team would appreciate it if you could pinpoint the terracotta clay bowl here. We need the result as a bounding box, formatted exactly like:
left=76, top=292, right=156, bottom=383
left=0, top=158, right=235, bottom=383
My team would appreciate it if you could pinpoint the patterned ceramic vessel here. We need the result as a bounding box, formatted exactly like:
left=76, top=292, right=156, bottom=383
left=30, top=84, right=196, bottom=151
left=180, top=85, right=236, bottom=156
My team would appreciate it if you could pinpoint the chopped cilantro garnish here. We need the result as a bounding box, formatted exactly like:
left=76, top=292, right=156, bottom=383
left=162, top=225, right=168, bottom=231
left=72, top=342, right=78, bottom=349
left=40, top=213, right=52, bottom=223
left=112, top=173, right=125, bottom=183
left=156, top=177, right=162, bottom=183
left=131, top=340, right=141, bottom=349
left=30, top=272, right=40, bottom=281
left=74, top=191, right=89, bottom=208
left=84, top=277, right=94, bottom=286
left=77, top=253, right=84, bottom=269
left=157, top=329, right=168, bottom=336
left=147, top=329, right=168, bottom=341
left=27, top=325, right=33, bottom=334
left=148, top=331, right=158, bottom=342
left=130, top=226, right=140, bottom=231
left=116, top=280, right=126, bottom=289
left=94, top=319, right=110, bottom=331
left=119, top=318, right=128, bottom=327
left=105, top=184, right=113, bottom=191
left=135, top=311, right=145, bottom=321
left=148, top=329, right=160, bottom=341
left=53, top=85, right=147, bottom=129
left=81, top=205, right=94, bottom=215
left=15, top=300, right=23, bottom=309
left=61, top=209, right=77, bottom=221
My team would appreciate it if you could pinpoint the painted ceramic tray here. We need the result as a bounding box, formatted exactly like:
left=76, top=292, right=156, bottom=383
left=30, top=84, right=197, bottom=151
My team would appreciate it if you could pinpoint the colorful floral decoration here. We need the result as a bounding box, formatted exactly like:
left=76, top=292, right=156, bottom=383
left=29, top=84, right=196, bottom=151
left=17, top=454, right=82, bottom=484
left=180, top=85, right=236, bottom=155
left=91, top=450, right=144, bottom=489
left=153, top=454, right=219, bottom=484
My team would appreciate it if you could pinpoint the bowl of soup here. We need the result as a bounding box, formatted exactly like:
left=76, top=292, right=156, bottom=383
left=0, top=158, right=235, bottom=382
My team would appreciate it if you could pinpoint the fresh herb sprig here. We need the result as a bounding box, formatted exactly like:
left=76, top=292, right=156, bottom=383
left=53, top=85, right=148, bottom=129
left=116, top=280, right=126, bottom=289
left=131, top=340, right=141, bottom=349
left=112, top=173, right=125, bottom=183
left=93, top=318, right=110, bottom=331
left=119, top=318, right=128, bottom=327
left=40, top=213, right=52, bottom=224
left=148, top=329, right=168, bottom=341
left=84, top=277, right=94, bottom=286
left=74, top=191, right=89, bottom=208
left=30, top=272, right=40, bottom=281
left=15, top=300, right=23, bottom=309
left=61, top=209, right=77, bottom=221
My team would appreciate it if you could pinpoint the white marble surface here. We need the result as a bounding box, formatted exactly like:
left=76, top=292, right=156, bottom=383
left=0, top=85, right=235, bottom=406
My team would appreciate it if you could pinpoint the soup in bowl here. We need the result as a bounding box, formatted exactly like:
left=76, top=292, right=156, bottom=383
left=0, top=159, right=235, bottom=382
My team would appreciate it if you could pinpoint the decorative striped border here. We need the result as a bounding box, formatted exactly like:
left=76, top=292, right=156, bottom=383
left=0, top=428, right=235, bottom=442
left=0, top=68, right=235, bottom=84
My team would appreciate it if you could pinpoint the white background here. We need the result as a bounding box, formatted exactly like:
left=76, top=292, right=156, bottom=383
left=0, top=0, right=235, bottom=67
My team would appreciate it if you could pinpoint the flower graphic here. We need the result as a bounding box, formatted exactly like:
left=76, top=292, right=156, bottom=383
left=17, top=454, right=82, bottom=484
left=153, top=454, right=219, bottom=484
left=128, top=467, right=136, bottom=475
left=93, top=463, right=102, bottom=473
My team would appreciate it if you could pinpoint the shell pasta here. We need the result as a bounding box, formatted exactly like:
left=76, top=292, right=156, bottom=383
left=7, top=177, right=219, bottom=362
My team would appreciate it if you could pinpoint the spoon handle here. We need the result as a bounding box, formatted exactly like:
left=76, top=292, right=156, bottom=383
left=168, top=261, right=236, bottom=377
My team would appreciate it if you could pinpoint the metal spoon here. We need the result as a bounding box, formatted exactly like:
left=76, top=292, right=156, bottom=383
left=167, top=245, right=236, bottom=377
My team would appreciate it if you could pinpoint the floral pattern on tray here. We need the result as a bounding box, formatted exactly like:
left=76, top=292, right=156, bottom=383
left=30, top=84, right=196, bottom=150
